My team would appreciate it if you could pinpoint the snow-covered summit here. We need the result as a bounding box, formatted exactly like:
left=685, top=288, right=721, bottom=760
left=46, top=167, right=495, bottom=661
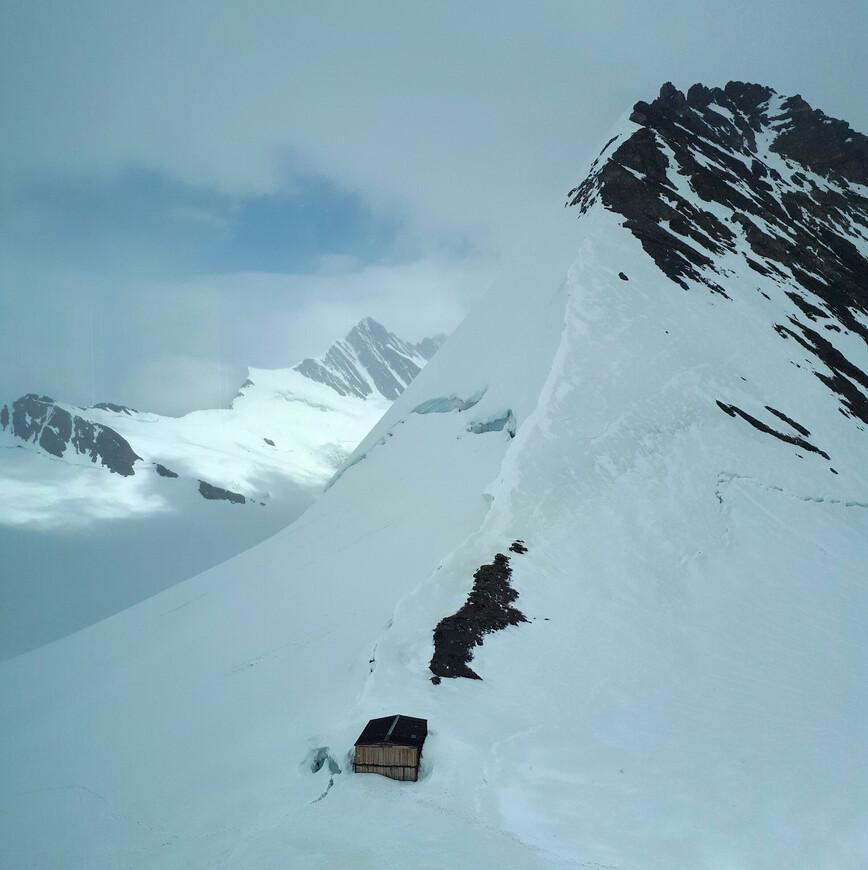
left=1, top=84, right=866, bottom=868
left=567, top=80, right=868, bottom=451
left=294, top=316, right=445, bottom=400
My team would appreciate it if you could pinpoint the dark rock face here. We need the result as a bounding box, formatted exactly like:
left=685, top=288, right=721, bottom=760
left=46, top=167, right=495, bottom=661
left=9, top=394, right=54, bottom=442
left=346, top=318, right=422, bottom=400
left=3, top=394, right=140, bottom=475
left=198, top=480, right=246, bottom=504
left=91, top=402, right=138, bottom=415
left=771, top=95, right=868, bottom=186
left=568, top=80, right=868, bottom=432
left=39, top=405, right=73, bottom=457
left=296, top=347, right=374, bottom=399
left=154, top=463, right=179, bottom=478
left=430, top=548, right=528, bottom=681
left=79, top=422, right=141, bottom=476
left=716, top=401, right=830, bottom=459
left=294, top=317, right=444, bottom=401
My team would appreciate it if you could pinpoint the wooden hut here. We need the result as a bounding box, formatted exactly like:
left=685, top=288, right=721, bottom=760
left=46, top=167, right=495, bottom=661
left=353, top=714, right=428, bottom=782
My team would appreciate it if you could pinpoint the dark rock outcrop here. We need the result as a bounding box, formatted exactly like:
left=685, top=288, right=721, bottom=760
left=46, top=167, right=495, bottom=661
left=91, top=402, right=138, bottom=415
left=716, top=401, right=830, bottom=459
left=430, top=550, right=528, bottom=681
left=198, top=480, right=246, bottom=504
left=71, top=418, right=141, bottom=476
left=771, top=95, right=868, bottom=186
left=568, top=80, right=868, bottom=434
left=2, top=394, right=140, bottom=475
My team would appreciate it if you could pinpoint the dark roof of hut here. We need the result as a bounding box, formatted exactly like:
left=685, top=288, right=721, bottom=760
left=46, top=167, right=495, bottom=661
left=354, top=714, right=428, bottom=749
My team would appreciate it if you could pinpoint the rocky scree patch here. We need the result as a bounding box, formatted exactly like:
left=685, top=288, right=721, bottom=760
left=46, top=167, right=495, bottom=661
left=430, top=543, right=528, bottom=682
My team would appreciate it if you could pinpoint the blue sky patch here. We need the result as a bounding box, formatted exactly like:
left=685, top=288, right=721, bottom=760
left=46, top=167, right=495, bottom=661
left=4, top=167, right=400, bottom=278
left=203, top=174, right=400, bottom=274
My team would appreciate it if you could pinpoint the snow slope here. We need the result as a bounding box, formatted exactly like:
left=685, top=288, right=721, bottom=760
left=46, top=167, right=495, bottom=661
left=0, top=319, right=439, bottom=660
left=1, top=82, right=866, bottom=868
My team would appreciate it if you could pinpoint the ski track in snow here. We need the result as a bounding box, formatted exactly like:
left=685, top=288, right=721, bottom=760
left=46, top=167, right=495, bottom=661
left=716, top=471, right=868, bottom=510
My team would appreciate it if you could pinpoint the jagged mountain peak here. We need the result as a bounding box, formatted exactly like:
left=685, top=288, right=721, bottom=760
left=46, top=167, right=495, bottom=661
left=350, top=315, right=390, bottom=339
left=293, top=317, right=446, bottom=400
left=568, top=80, right=868, bottom=435
left=626, top=80, right=868, bottom=185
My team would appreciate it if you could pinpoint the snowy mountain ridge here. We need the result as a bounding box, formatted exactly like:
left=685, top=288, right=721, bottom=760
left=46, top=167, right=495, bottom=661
left=0, top=318, right=441, bottom=660
left=293, top=315, right=444, bottom=400
left=0, top=391, right=142, bottom=475
left=1, top=82, right=865, bottom=869
left=0, top=317, right=444, bottom=502
left=568, top=81, right=868, bottom=437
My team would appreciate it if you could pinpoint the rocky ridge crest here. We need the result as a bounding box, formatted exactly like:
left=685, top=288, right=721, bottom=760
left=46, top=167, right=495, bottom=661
left=568, top=81, right=868, bottom=429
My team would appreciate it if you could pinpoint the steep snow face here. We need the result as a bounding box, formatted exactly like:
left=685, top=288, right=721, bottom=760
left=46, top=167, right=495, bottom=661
left=0, top=319, right=439, bottom=659
left=1, top=83, right=866, bottom=869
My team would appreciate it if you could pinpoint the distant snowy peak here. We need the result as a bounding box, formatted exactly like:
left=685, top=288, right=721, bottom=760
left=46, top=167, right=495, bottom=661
left=569, top=80, right=868, bottom=430
left=0, top=393, right=141, bottom=475
left=0, top=318, right=445, bottom=519
left=293, top=317, right=446, bottom=400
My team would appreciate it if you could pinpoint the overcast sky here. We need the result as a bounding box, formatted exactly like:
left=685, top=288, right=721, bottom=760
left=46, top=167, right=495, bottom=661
left=1, top=0, right=866, bottom=414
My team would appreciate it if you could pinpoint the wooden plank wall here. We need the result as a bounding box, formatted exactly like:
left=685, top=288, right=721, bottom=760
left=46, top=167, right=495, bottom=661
left=354, top=745, right=419, bottom=781
left=356, top=745, right=417, bottom=767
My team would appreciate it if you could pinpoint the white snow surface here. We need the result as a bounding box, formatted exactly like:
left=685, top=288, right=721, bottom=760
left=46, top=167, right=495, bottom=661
left=2, top=178, right=867, bottom=866
left=1, top=366, right=391, bottom=530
